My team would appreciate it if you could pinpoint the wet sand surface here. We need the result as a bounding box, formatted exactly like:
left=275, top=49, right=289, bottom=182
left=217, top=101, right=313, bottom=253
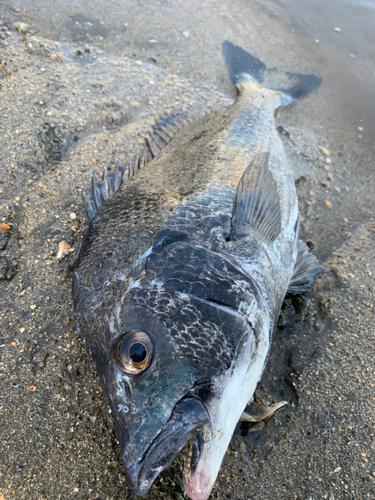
left=0, top=1, right=374, bottom=499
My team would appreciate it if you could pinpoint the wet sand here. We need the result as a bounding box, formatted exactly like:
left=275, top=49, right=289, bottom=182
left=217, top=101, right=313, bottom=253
left=1, top=1, right=375, bottom=499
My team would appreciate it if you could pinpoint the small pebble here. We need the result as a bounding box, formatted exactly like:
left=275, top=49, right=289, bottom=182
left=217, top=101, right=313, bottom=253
left=318, top=146, right=329, bottom=156
left=135, top=60, right=142, bottom=66
left=19, top=327, right=25, bottom=333
left=358, top=126, right=363, bottom=132
left=148, top=39, right=157, bottom=44
left=318, top=412, right=329, bottom=425
left=306, top=240, right=315, bottom=249
left=334, top=27, right=341, bottom=32
left=27, top=384, right=37, bottom=392
left=57, top=240, right=73, bottom=261
left=30, top=304, right=37, bottom=310
left=14, top=22, right=31, bottom=33
left=69, top=212, right=77, bottom=220
left=325, top=158, right=331, bottom=164
left=182, top=31, right=190, bottom=38
left=323, top=200, right=331, bottom=208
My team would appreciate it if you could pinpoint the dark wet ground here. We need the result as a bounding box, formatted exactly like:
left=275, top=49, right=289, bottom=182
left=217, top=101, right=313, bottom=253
left=1, top=1, right=375, bottom=499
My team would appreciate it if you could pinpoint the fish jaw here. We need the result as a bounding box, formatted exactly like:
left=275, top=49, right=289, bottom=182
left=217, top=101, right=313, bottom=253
left=126, top=397, right=211, bottom=496
left=183, top=326, right=269, bottom=500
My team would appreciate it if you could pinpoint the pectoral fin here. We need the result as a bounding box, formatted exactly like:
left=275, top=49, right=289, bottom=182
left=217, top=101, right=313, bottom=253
left=229, top=153, right=281, bottom=244
left=240, top=400, right=288, bottom=423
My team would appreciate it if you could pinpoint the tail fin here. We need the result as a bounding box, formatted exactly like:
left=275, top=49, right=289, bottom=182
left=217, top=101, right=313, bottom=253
left=222, top=41, right=321, bottom=101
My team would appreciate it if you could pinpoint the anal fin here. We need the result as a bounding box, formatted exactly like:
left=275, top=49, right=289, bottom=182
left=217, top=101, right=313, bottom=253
left=287, top=240, right=323, bottom=294
left=229, top=153, right=281, bottom=244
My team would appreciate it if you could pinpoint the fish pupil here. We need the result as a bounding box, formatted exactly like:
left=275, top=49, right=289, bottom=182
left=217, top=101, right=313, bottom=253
left=129, top=343, right=147, bottom=363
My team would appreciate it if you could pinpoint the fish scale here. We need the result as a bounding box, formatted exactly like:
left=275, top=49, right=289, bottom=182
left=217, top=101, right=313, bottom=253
left=73, top=41, right=323, bottom=500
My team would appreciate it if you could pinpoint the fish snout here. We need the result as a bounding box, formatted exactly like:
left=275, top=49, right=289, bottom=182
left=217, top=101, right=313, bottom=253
left=125, top=396, right=210, bottom=496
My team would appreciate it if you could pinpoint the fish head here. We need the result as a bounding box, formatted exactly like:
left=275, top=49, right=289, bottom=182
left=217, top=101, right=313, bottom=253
left=76, top=240, right=269, bottom=500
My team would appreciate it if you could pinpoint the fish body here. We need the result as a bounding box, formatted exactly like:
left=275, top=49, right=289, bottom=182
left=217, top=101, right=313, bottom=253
left=73, top=42, right=322, bottom=500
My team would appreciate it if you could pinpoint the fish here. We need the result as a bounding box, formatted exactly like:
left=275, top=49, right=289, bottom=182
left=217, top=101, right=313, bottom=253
left=72, top=41, right=322, bottom=500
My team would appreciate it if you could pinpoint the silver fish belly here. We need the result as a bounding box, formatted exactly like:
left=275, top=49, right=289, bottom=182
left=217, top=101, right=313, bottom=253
left=72, top=42, right=322, bottom=500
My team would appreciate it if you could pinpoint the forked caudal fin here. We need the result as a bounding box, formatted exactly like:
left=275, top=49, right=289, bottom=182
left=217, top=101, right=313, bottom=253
left=222, top=40, right=321, bottom=103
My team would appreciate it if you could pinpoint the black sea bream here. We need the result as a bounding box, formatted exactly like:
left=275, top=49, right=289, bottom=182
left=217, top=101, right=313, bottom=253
left=72, top=42, right=322, bottom=500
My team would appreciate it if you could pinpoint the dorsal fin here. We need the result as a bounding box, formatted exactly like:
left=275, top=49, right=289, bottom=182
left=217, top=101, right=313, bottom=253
left=150, top=111, right=187, bottom=148
left=81, top=112, right=189, bottom=223
left=287, top=240, right=323, bottom=294
left=82, top=164, right=126, bottom=223
left=229, top=153, right=281, bottom=244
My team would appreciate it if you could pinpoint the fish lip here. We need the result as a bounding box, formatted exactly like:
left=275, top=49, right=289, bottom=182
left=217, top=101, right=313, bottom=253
left=126, top=396, right=211, bottom=496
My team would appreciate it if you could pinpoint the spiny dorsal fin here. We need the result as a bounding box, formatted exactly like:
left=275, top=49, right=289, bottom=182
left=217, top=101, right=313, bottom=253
left=145, top=137, right=161, bottom=158
left=82, top=112, right=189, bottom=223
left=154, top=128, right=171, bottom=144
left=82, top=164, right=126, bottom=223
left=287, top=240, right=323, bottom=294
left=229, top=153, right=281, bottom=244
left=145, top=111, right=187, bottom=159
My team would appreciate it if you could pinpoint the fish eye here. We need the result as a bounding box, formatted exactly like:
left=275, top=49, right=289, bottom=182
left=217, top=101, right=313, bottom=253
left=115, top=330, right=153, bottom=374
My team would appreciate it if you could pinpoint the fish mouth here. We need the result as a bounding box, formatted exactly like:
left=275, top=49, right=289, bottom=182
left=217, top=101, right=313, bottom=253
left=126, top=396, right=211, bottom=497
left=182, top=431, right=213, bottom=500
